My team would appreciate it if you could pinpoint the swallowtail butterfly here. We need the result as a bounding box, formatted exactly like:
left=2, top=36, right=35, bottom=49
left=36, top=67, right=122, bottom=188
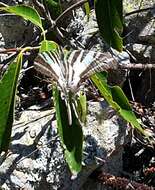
left=34, top=48, right=119, bottom=125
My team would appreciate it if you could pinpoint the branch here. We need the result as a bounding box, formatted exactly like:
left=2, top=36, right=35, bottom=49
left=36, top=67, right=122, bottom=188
left=47, top=0, right=88, bottom=33
left=0, top=2, right=8, bottom=7
left=55, top=0, right=87, bottom=25
left=0, top=46, right=40, bottom=54
left=1, top=48, right=155, bottom=71
left=119, top=63, right=155, bottom=70
left=125, top=6, right=155, bottom=17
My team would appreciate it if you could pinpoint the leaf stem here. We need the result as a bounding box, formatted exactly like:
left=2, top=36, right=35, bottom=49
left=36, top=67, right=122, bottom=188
left=0, top=46, right=40, bottom=54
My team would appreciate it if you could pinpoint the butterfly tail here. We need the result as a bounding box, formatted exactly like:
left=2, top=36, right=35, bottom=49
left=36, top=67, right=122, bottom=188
left=65, top=99, right=72, bottom=126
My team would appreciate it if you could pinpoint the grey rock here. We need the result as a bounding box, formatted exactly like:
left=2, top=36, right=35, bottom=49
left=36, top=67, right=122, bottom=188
left=0, top=0, right=30, bottom=5
left=123, top=0, right=155, bottom=104
left=0, top=102, right=128, bottom=190
left=0, top=14, right=34, bottom=48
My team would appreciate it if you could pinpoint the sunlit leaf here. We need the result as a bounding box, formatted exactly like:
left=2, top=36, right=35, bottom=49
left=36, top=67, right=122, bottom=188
left=77, top=92, right=87, bottom=124
left=0, top=56, right=22, bottom=152
left=91, top=73, right=145, bottom=134
left=53, top=87, right=83, bottom=174
left=39, top=40, right=58, bottom=52
left=95, top=0, right=123, bottom=51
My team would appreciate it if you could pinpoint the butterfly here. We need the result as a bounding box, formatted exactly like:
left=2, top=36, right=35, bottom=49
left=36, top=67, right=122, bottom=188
left=34, top=48, right=119, bottom=125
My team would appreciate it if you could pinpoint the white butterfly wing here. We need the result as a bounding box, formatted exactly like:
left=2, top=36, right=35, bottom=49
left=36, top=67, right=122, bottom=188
left=34, top=49, right=118, bottom=94
left=67, top=50, right=118, bottom=92
left=34, top=50, right=68, bottom=93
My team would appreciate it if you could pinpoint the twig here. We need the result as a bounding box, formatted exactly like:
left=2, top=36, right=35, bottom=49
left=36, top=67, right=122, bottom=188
left=83, top=151, right=106, bottom=163
left=1, top=47, right=155, bottom=71
left=119, top=63, right=155, bottom=70
left=55, top=0, right=87, bottom=24
left=127, top=71, right=135, bottom=101
left=0, top=46, right=40, bottom=54
left=0, top=2, right=8, bottom=7
left=0, top=48, right=22, bottom=54
left=47, top=0, right=88, bottom=33
left=125, top=6, right=155, bottom=17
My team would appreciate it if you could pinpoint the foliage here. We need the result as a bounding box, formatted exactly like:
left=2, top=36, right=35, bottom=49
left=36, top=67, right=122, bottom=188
left=95, top=0, right=123, bottom=51
left=39, top=40, right=59, bottom=52
left=43, top=0, right=62, bottom=19
left=0, top=0, right=146, bottom=174
left=0, top=54, right=22, bottom=152
left=91, top=72, right=144, bottom=134
left=53, top=87, right=83, bottom=174
left=39, top=40, right=83, bottom=174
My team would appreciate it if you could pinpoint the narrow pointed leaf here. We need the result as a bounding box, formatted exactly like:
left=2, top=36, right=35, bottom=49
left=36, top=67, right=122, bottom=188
left=91, top=73, right=145, bottom=134
left=53, top=87, right=83, bottom=174
left=95, top=0, right=123, bottom=51
left=110, top=86, right=144, bottom=133
left=77, top=92, right=87, bottom=124
left=0, top=57, right=21, bottom=152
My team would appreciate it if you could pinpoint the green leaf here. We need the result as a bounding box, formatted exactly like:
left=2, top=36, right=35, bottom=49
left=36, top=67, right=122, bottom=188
left=39, top=40, right=59, bottom=52
left=84, top=2, right=91, bottom=21
left=110, top=86, right=144, bottom=133
left=91, top=73, right=145, bottom=135
left=95, top=0, right=123, bottom=51
left=44, top=0, right=62, bottom=19
left=0, top=56, right=21, bottom=152
left=77, top=92, right=87, bottom=124
left=110, top=86, right=131, bottom=110
left=53, top=87, right=83, bottom=174
left=0, top=5, right=43, bottom=31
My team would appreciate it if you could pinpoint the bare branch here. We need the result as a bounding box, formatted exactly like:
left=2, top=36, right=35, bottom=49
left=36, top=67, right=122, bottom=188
left=119, top=63, right=155, bottom=70
left=0, top=46, right=40, bottom=54
left=125, top=6, right=155, bottom=17
left=47, top=0, right=88, bottom=33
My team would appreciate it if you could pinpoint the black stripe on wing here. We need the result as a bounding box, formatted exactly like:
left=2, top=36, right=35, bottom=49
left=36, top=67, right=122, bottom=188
left=68, top=50, right=118, bottom=82
left=34, top=49, right=119, bottom=94
left=80, top=51, right=118, bottom=79
left=34, top=51, right=62, bottom=82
